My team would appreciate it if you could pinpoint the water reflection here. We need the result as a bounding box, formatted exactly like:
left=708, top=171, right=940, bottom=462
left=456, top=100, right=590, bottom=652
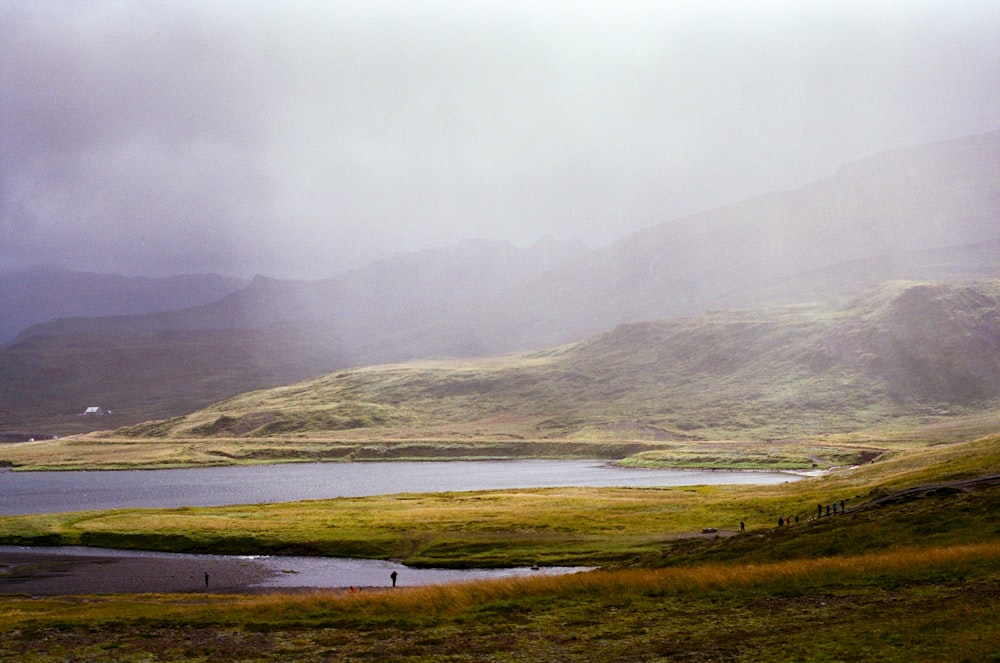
left=0, top=459, right=799, bottom=516
left=251, top=553, right=591, bottom=589
left=0, top=545, right=591, bottom=591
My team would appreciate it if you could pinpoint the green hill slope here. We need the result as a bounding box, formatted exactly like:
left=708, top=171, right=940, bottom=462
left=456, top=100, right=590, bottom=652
left=116, top=280, right=1000, bottom=442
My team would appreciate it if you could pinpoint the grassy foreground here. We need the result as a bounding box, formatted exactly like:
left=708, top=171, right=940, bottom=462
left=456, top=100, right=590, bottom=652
left=1, top=434, right=999, bottom=660
left=2, top=542, right=998, bottom=662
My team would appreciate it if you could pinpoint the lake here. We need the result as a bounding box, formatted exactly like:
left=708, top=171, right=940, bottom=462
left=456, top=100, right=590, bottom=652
left=0, top=459, right=799, bottom=516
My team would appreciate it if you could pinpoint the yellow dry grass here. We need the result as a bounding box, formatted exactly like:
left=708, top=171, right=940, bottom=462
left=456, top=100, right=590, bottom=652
left=227, top=541, right=1000, bottom=620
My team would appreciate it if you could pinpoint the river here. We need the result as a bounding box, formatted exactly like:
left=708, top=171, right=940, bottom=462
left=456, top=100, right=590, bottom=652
left=0, top=544, right=593, bottom=592
left=0, top=459, right=799, bottom=516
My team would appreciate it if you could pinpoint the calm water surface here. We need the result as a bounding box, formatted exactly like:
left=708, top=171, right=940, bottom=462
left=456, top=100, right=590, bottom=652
left=0, top=459, right=799, bottom=516
left=0, top=545, right=591, bottom=589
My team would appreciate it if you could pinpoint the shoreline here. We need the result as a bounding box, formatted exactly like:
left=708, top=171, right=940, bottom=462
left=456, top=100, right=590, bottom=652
left=0, top=548, right=282, bottom=596
left=0, top=546, right=593, bottom=596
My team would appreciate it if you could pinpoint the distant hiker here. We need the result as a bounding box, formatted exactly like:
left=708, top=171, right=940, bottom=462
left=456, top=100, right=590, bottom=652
left=204, top=572, right=209, bottom=588
left=794, top=515, right=799, bottom=524
left=390, top=571, right=398, bottom=588
left=778, top=517, right=784, bottom=527
left=832, top=502, right=838, bottom=515
left=840, top=499, right=846, bottom=513
left=740, top=520, right=746, bottom=534
left=818, top=504, right=823, bottom=518
left=826, top=505, right=831, bottom=517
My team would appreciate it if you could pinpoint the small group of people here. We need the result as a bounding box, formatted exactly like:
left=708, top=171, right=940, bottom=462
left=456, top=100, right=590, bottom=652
left=818, top=499, right=847, bottom=518
left=738, top=497, right=851, bottom=534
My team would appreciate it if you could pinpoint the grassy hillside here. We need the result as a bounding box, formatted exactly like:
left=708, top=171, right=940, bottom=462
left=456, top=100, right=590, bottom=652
left=0, top=325, right=350, bottom=439
left=116, top=280, right=1000, bottom=442
left=3, top=279, right=997, bottom=468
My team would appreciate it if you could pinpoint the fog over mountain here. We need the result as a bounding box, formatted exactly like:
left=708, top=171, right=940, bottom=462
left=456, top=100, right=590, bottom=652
left=2, top=129, right=998, bottom=439
left=2, top=1, right=998, bottom=279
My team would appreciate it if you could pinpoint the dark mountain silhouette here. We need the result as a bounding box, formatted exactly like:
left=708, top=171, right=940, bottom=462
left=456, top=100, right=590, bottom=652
left=15, top=237, right=587, bottom=340
left=2, top=131, right=998, bottom=437
left=0, top=267, right=247, bottom=344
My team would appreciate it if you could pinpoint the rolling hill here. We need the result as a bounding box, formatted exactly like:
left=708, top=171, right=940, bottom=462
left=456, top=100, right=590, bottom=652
left=3, top=131, right=999, bottom=437
left=114, top=279, right=1000, bottom=442
left=0, top=239, right=587, bottom=436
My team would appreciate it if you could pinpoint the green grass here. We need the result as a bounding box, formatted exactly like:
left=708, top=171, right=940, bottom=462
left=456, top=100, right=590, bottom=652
left=4, top=409, right=997, bottom=471
left=617, top=440, right=883, bottom=470
left=0, top=437, right=663, bottom=471
left=3, top=434, right=999, bottom=567
left=1, top=434, right=999, bottom=660
left=1, top=545, right=997, bottom=661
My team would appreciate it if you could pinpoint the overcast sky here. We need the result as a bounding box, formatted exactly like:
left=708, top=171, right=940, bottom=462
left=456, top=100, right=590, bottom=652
left=2, top=1, right=998, bottom=279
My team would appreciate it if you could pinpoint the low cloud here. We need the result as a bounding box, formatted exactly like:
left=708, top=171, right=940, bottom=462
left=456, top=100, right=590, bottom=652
left=2, top=1, right=998, bottom=278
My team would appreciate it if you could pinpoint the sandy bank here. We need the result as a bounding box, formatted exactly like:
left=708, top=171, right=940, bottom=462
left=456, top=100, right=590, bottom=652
left=0, top=549, right=281, bottom=595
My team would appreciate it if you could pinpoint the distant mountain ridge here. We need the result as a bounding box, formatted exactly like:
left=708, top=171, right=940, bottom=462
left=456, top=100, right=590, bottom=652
left=451, top=130, right=1000, bottom=349
left=15, top=237, right=588, bottom=341
left=0, top=267, right=247, bottom=344
left=2, top=131, right=999, bottom=436
left=15, top=131, right=1000, bottom=351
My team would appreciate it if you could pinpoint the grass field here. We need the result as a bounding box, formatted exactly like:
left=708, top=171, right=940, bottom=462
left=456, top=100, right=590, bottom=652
left=2, top=541, right=998, bottom=662
left=1, top=433, right=999, bottom=660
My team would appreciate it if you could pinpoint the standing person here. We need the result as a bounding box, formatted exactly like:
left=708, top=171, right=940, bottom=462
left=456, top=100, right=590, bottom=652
left=390, top=571, right=398, bottom=588
left=818, top=504, right=823, bottom=518
left=204, top=572, right=209, bottom=588
left=740, top=520, right=746, bottom=534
